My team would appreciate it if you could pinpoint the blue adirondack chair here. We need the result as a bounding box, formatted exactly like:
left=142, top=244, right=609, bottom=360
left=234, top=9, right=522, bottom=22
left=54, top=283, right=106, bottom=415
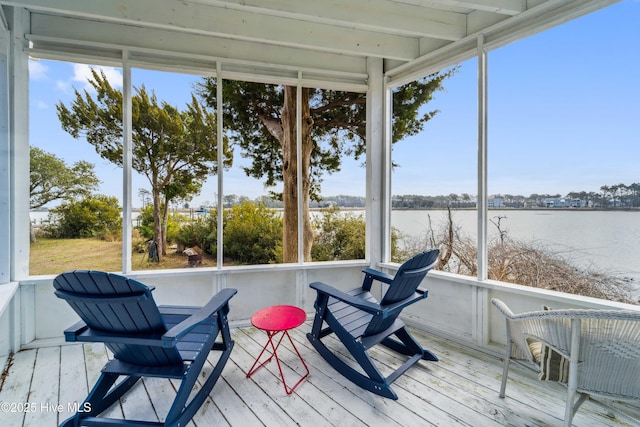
left=307, top=249, right=440, bottom=399
left=53, top=270, right=237, bottom=427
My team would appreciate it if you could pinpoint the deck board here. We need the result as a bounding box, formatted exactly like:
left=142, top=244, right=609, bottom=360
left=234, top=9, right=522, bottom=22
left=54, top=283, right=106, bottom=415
left=0, top=348, right=36, bottom=427
left=58, top=344, right=88, bottom=422
left=1, top=324, right=638, bottom=427
left=23, top=347, right=60, bottom=427
left=233, top=328, right=334, bottom=427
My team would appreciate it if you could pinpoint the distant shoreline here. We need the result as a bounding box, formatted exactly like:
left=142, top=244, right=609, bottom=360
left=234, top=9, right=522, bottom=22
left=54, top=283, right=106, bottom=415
left=388, top=207, right=640, bottom=212
left=31, top=206, right=640, bottom=214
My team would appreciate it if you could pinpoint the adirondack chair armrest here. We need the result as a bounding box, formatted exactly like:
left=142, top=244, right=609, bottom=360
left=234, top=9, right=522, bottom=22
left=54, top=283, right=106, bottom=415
left=64, top=320, right=167, bottom=346
left=63, top=320, right=89, bottom=342
left=310, top=281, right=383, bottom=315
left=361, top=267, right=395, bottom=292
left=362, top=268, right=394, bottom=284
left=381, top=291, right=428, bottom=318
left=162, top=288, right=237, bottom=346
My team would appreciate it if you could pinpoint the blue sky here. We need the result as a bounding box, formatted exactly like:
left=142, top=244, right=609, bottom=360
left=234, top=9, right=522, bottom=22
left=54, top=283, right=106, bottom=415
left=29, top=1, right=639, bottom=208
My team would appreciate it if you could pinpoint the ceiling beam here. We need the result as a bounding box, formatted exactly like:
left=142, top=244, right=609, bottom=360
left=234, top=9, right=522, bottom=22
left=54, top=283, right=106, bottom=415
left=387, top=0, right=619, bottom=84
left=392, top=0, right=525, bottom=15
left=3, top=0, right=424, bottom=60
left=28, top=13, right=370, bottom=78
left=191, top=0, right=467, bottom=40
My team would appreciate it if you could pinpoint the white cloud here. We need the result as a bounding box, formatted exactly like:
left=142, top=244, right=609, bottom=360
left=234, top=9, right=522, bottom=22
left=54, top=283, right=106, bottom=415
left=29, top=59, right=48, bottom=81
left=56, top=79, right=71, bottom=93
left=35, top=100, right=48, bottom=109
left=54, top=64, right=123, bottom=95
left=72, top=64, right=123, bottom=91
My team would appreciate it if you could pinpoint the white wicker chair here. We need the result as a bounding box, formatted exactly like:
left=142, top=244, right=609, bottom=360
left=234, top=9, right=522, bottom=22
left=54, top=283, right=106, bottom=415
left=491, top=298, right=640, bottom=426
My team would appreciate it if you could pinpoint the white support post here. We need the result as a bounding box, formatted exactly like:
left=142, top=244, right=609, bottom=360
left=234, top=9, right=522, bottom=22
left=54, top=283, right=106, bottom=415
left=366, top=57, right=384, bottom=266
left=477, top=35, right=489, bottom=281
left=8, top=8, right=29, bottom=281
left=121, top=54, right=132, bottom=273
left=0, top=26, right=10, bottom=284
left=296, top=72, right=304, bottom=264
left=476, top=35, right=490, bottom=346
left=216, top=62, right=224, bottom=268
left=382, top=75, right=393, bottom=263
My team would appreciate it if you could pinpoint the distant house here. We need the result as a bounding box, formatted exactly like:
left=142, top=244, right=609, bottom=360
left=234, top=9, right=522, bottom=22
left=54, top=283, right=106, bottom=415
left=570, top=198, right=586, bottom=208
left=545, top=197, right=585, bottom=207
left=488, top=197, right=504, bottom=208
left=544, top=197, right=564, bottom=207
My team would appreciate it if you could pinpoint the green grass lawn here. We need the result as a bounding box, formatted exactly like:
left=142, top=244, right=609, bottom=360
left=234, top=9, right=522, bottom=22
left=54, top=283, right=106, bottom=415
left=29, top=238, right=212, bottom=275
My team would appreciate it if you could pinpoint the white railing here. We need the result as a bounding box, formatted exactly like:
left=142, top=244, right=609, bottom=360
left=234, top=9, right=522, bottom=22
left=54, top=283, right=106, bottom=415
left=2, top=263, right=638, bottom=359
left=0, top=282, right=20, bottom=365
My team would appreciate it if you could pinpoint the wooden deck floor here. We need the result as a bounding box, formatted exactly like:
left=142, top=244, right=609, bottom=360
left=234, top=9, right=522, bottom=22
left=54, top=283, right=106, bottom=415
left=1, top=324, right=639, bottom=427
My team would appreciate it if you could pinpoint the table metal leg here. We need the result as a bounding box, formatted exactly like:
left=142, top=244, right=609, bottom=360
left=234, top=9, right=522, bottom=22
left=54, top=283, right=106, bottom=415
left=246, top=329, right=309, bottom=394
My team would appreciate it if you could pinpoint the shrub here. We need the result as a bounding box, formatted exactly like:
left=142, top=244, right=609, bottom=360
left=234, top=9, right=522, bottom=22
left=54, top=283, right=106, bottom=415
left=136, top=205, right=154, bottom=241
left=174, top=203, right=283, bottom=264
left=135, top=204, right=184, bottom=244
left=47, top=195, right=122, bottom=239
left=174, top=203, right=404, bottom=265
left=311, top=206, right=405, bottom=262
left=223, top=202, right=283, bottom=264
left=175, top=212, right=219, bottom=255
left=312, top=206, right=365, bottom=261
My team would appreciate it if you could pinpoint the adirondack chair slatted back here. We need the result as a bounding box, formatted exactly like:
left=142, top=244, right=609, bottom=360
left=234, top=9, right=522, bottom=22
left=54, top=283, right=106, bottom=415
left=365, top=249, right=439, bottom=336
left=54, top=270, right=183, bottom=366
left=380, top=249, right=439, bottom=305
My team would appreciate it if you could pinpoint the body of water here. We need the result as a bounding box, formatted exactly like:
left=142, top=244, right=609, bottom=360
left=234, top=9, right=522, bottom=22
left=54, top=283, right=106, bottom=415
left=31, top=208, right=640, bottom=285
left=391, top=209, right=640, bottom=283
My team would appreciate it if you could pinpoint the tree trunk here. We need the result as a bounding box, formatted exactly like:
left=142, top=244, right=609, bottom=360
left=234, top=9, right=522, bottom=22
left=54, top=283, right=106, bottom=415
left=281, top=86, right=314, bottom=263
left=30, top=222, right=37, bottom=243
left=161, top=194, right=170, bottom=256
left=152, top=184, right=163, bottom=262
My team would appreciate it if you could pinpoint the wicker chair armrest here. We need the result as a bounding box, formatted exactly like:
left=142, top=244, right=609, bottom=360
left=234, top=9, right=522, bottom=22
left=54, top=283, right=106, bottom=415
left=492, top=298, right=640, bottom=397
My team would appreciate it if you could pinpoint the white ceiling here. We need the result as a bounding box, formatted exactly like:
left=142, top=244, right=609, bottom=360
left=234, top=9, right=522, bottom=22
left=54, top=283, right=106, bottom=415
left=0, top=0, right=620, bottom=86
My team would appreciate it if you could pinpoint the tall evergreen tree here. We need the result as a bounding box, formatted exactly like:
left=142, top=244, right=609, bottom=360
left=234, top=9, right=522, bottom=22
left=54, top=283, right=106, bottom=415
left=57, top=69, right=231, bottom=260
left=198, top=70, right=455, bottom=262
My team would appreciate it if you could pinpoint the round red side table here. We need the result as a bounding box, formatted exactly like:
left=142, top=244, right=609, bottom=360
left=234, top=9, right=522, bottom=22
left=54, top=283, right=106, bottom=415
left=246, top=305, right=309, bottom=394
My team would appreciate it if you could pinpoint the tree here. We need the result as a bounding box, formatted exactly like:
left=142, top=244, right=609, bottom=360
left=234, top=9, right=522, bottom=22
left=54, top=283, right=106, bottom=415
left=198, top=70, right=455, bottom=262
left=448, top=193, right=459, bottom=208
left=57, top=69, right=232, bottom=260
left=629, top=183, right=640, bottom=208
left=29, top=146, right=100, bottom=209
left=47, top=195, right=122, bottom=240
left=136, top=203, right=183, bottom=248
left=138, top=188, right=152, bottom=208
left=311, top=207, right=366, bottom=261
left=223, top=194, right=238, bottom=207
left=600, top=185, right=612, bottom=207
